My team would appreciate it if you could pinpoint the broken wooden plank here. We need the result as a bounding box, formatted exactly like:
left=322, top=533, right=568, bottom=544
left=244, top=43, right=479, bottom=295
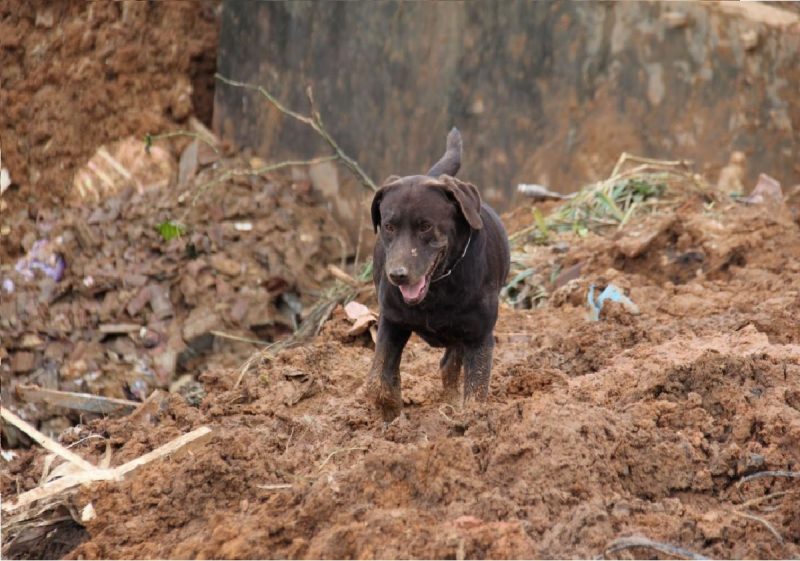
left=113, top=425, right=213, bottom=478
left=0, top=407, right=95, bottom=472
left=2, top=426, right=213, bottom=513
left=98, top=323, right=141, bottom=334
left=16, top=385, right=139, bottom=416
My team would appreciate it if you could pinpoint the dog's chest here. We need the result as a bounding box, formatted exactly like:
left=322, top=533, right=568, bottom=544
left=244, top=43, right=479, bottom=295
left=383, top=295, right=487, bottom=347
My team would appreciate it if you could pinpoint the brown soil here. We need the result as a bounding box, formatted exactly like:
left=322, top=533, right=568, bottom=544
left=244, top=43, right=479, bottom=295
left=4, top=195, right=800, bottom=560
left=0, top=0, right=219, bottom=208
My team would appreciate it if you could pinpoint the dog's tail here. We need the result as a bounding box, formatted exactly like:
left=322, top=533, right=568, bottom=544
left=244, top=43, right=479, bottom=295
left=426, top=127, right=462, bottom=177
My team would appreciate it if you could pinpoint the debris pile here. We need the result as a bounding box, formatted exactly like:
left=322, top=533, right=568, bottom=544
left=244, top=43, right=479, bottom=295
left=0, top=140, right=351, bottom=440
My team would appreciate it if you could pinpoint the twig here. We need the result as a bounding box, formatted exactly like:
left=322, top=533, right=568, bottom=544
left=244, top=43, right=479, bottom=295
left=610, top=152, right=691, bottom=177
left=210, top=330, right=272, bottom=346
left=599, top=536, right=709, bottom=560
left=234, top=341, right=281, bottom=389
left=0, top=406, right=95, bottom=472
left=738, top=470, right=800, bottom=486
left=327, top=264, right=360, bottom=287
left=738, top=490, right=792, bottom=510
left=317, top=446, right=368, bottom=471
left=16, top=385, right=139, bottom=416
left=729, top=510, right=784, bottom=544
left=256, top=483, right=293, bottom=490
left=215, top=73, right=377, bottom=192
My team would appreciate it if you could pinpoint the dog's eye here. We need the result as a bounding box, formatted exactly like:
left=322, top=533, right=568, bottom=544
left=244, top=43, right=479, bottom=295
left=418, top=222, right=432, bottom=233
left=383, top=223, right=395, bottom=233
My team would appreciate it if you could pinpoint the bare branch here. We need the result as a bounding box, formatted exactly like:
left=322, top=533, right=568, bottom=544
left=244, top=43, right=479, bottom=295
left=738, top=470, right=800, bottom=486
left=215, top=73, right=377, bottom=192
left=599, top=536, right=709, bottom=560
left=729, top=510, right=784, bottom=544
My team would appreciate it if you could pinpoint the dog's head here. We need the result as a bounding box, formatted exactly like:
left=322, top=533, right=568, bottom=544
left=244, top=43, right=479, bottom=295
left=372, top=129, right=482, bottom=305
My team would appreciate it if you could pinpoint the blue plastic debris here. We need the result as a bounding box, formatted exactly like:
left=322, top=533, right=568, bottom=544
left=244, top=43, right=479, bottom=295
left=587, top=283, right=639, bottom=321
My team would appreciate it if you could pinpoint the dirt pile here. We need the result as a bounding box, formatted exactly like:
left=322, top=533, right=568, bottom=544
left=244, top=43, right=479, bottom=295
left=4, top=183, right=799, bottom=559
left=0, top=0, right=219, bottom=207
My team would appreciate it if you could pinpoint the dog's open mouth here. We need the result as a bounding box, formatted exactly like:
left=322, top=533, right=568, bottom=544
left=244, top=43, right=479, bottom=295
left=397, top=251, right=445, bottom=305
left=398, top=275, right=429, bottom=304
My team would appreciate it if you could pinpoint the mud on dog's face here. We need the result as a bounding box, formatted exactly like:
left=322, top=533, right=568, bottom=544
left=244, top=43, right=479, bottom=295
left=371, top=175, right=483, bottom=306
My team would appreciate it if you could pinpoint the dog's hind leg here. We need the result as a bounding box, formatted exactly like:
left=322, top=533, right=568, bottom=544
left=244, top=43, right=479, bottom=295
left=462, top=337, right=494, bottom=403
left=368, top=317, right=411, bottom=422
left=439, top=345, right=463, bottom=406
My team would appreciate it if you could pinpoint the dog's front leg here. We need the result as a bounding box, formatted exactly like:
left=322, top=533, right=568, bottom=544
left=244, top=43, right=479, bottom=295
left=368, top=316, right=411, bottom=421
left=462, top=336, right=495, bottom=404
left=440, top=345, right=463, bottom=406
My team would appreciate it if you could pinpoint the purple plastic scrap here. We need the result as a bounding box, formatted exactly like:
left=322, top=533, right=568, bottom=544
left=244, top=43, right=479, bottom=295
left=14, top=239, right=66, bottom=282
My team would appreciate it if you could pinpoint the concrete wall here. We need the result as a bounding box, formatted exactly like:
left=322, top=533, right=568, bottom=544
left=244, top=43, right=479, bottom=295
left=214, top=1, right=799, bottom=214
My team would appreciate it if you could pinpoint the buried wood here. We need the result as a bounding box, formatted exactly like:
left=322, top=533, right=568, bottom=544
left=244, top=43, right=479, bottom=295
left=2, top=426, right=213, bottom=514
left=16, top=385, right=139, bottom=416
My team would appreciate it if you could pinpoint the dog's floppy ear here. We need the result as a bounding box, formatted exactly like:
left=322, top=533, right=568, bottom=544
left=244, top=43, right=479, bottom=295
left=371, top=175, right=402, bottom=233
left=437, top=175, right=483, bottom=230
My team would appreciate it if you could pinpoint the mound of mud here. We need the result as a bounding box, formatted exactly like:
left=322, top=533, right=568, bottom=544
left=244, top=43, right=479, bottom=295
left=0, top=1, right=218, bottom=206
left=4, top=195, right=799, bottom=559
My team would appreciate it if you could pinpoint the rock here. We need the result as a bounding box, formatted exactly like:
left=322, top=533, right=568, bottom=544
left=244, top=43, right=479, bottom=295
left=19, top=333, right=44, bottom=349
left=127, top=284, right=174, bottom=319
left=182, top=307, right=221, bottom=342
left=11, top=352, right=36, bottom=372
left=35, top=8, right=55, bottom=28
left=741, top=29, right=759, bottom=51
left=661, top=11, right=689, bottom=29
left=210, top=254, right=243, bottom=277
left=170, top=374, right=206, bottom=406
left=168, top=76, right=193, bottom=121
left=614, top=216, right=675, bottom=259
left=179, top=139, right=200, bottom=185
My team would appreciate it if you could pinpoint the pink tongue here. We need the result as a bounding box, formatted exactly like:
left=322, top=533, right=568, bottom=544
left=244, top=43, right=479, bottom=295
left=399, top=277, right=426, bottom=300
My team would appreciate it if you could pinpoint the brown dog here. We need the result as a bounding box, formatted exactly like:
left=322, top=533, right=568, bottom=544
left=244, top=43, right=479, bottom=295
left=368, top=128, right=510, bottom=421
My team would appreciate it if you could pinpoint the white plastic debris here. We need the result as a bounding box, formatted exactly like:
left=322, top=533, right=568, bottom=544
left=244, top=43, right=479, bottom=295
left=0, top=145, right=10, bottom=195
left=517, top=184, right=570, bottom=200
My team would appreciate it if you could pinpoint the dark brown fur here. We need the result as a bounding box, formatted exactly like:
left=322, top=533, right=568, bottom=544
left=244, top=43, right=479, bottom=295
left=368, top=128, right=511, bottom=421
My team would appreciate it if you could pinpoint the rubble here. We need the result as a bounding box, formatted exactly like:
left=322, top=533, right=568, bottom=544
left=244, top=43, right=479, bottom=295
left=0, top=152, right=351, bottom=430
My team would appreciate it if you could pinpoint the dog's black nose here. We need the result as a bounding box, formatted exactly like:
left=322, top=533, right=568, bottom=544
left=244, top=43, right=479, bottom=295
left=388, top=267, right=409, bottom=285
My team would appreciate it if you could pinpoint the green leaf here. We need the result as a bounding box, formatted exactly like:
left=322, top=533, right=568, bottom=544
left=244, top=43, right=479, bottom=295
left=595, top=191, right=625, bottom=222
left=144, top=133, right=153, bottom=154
left=156, top=220, right=186, bottom=241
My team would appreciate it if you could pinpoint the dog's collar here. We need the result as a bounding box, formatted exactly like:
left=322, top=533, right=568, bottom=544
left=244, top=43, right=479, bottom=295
left=430, top=231, right=472, bottom=284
